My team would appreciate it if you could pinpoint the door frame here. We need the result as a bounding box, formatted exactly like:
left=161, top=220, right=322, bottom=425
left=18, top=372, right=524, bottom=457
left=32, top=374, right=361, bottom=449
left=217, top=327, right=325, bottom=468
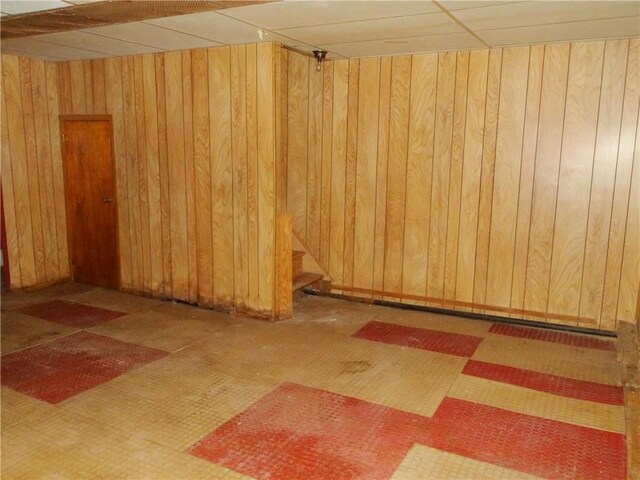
left=59, top=114, right=121, bottom=288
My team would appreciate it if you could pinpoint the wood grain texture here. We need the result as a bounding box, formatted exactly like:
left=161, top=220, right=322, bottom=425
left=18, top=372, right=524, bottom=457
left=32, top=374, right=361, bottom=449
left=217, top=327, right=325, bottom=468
left=285, top=39, right=639, bottom=330
left=402, top=53, right=437, bottom=304
left=548, top=42, right=605, bottom=321
left=1, top=44, right=284, bottom=319
left=602, top=39, right=640, bottom=329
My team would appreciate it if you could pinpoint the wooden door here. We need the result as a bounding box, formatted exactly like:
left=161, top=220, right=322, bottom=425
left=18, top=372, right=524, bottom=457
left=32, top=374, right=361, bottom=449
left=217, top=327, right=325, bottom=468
left=61, top=117, right=119, bottom=288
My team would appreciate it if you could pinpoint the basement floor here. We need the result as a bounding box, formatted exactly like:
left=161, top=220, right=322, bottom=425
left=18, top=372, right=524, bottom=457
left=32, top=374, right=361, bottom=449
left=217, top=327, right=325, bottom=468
left=0, top=283, right=629, bottom=479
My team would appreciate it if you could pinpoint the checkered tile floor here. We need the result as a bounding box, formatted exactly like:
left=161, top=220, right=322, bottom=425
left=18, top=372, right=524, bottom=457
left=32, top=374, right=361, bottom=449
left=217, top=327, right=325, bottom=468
left=1, top=284, right=627, bottom=479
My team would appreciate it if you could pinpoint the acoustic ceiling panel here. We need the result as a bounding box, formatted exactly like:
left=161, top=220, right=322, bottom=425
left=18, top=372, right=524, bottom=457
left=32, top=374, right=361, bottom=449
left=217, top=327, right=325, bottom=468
left=222, top=0, right=441, bottom=30
left=276, top=12, right=464, bottom=46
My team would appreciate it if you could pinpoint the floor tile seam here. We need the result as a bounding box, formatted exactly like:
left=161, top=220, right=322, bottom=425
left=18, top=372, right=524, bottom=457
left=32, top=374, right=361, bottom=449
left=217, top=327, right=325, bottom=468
left=487, top=328, right=617, bottom=352
left=457, top=371, right=626, bottom=409
left=463, top=359, right=625, bottom=402
left=447, top=380, right=626, bottom=435
left=468, top=352, right=623, bottom=386
left=0, top=329, right=82, bottom=356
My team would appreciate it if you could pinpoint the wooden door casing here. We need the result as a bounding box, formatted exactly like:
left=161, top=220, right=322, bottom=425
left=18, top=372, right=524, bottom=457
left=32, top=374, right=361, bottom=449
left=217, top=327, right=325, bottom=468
left=61, top=116, right=119, bottom=288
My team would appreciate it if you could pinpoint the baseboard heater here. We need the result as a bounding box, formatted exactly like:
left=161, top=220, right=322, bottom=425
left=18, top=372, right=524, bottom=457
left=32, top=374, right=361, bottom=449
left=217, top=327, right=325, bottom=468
left=302, top=287, right=617, bottom=338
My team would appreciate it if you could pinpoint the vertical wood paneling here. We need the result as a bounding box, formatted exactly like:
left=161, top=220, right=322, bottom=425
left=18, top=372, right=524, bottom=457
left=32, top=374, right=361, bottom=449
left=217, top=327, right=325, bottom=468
left=69, top=61, right=86, bottom=113
left=428, top=51, right=456, bottom=302
left=165, top=51, right=189, bottom=300
left=257, top=42, right=276, bottom=313
left=456, top=50, right=488, bottom=305
left=328, top=60, right=349, bottom=292
left=548, top=42, right=605, bottom=319
left=3, top=55, right=36, bottom=286
left=91, top=59, right=107, bottom=114
left=30, top=59, right=59, bottom=281
left=286, top=38, right=639, bottom=330
left=19, top=58, right=47, bottom=285
left=524, top=44, right=570, bottom=315
left=45, top=62, right=68, bottom=279
left=485, top=46, right=529, bottom=308
left=3, top=45, right=284, bottom=319
left=133, top=56, right=151, bottom=295
left=287, top=53, right=308, bottom=241
left=383, top=55, right=411, bottom=298
left=353, top=57, right=380, bottom=292
left=122, top=56, right=142, bottom=290
left=182, top=50, right=198, bottom=303
left=209, top=46, right=234, bottom=307
left=246, top=44, right=259, bottom=311
left=443, top=51, right=469, bottom=301
left=319, top=61, right=334, bottom=270
left=105, top=57, right=130, bottom=289
left=342, top=59, right=360, bottom=291
left=307, top=58, right=323, bottom=258
left=154, top=53, right=173, bottom=297
left=602, top=39, right=640, bottom=329
left=141, top=54, right=163, bottom=295
left=192, top=48, right=212, bottom=304
left=473, top=48, right=502, bottom=309
left=617, top=122, right=640, bottom=321
left=580, top=40, right=628, bottom=322
left=373, top=57, right=392, bottom=297
left=231, top=45, right=248, bottom=309
left=510, top=45, right=544, bottom=318
left=402, top=53, right=436, bottom=301
left=1, top=61, right=22, bottom=287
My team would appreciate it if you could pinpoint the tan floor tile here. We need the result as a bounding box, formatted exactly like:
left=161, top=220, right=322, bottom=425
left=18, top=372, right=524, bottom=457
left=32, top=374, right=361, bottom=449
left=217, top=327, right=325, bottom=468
left=1, top=311, right=79, bottom=354
left=392, top=444, right=540, bottom=479
left=1, top=387, right=57, bottom=428
left=473, top=334, right=622, bottom=385
left=283, top=336, right=467, bottom=417
left=59, top=350, right=279, bottom=448
left=449, top=375, right=625, bottom=433
left=2, top=406, right=254, bottom=480
left=63, top=287, right=165, bottom=313
left=282, top=295, right=377, bottom=336
left=87, top=309, right=228, bottom=352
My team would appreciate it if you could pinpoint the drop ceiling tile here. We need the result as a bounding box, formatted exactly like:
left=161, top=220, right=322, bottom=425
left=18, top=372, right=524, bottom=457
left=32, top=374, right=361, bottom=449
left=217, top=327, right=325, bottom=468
left=1, top=37, right=106, bottom=59
left=144, top=11, right=265, bottom=44
left=452, top=1, right=640, bottom=31
left=30, top=31, right=162, bottom=56
left=277, top=11, right=463, bottom=46
left=0, top=0, right=69, bottom=15
left=85, top=22, right=221, bottom=51
left=222, top=1, right=441, bottom=30
left=320, top=31, right=486, bottom=58
left=438, top=1, right=519, bottom=11
left=477, top=16, right=640, bottom=46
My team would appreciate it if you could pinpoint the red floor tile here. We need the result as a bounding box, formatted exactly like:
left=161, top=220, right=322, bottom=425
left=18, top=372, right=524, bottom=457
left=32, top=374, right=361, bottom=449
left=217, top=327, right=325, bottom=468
left=18, top=299, right=125, bottom=328
left=188, top=382, right=431, bottom=480
left=353, top=320, right=483, bottom=357
left=489, top=323, right=616, bottom=351
left=1, top=331, right=168, bottom=403
left=425, top=397, right=626, bottom=479
left=463, top=360, right=624, bottom=405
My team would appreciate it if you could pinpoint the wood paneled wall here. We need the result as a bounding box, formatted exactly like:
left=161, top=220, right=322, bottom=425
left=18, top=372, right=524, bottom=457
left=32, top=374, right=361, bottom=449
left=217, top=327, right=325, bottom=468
left=2, top=43, right=289, bottom=319
left=1, top=55, right=69, bottom=289
left=286, top=39, right=640, bottom=331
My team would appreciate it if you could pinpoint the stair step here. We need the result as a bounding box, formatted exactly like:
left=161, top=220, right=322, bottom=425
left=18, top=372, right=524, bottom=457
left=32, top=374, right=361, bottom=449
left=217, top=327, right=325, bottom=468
left=292, top=250, right=305, bottom=277
left=292, top=272, right=323, bottom=292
